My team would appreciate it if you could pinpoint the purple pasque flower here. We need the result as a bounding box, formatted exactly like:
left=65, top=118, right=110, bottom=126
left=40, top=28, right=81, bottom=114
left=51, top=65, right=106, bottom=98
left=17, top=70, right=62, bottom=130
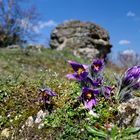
left=101, top=86, right=112, bottom=99
left=87, top=77, right=103, bottom=87
left=91, top=58, right=104, bottom=73
left=38, top=87, right=57, bottom=104
left=65, top=60, right=88, bottom=81
left=78, top=87, right=99, bottom=110
left=122, top=66, right=140, bottom=89
left=132, top=78, right=140, bottom=90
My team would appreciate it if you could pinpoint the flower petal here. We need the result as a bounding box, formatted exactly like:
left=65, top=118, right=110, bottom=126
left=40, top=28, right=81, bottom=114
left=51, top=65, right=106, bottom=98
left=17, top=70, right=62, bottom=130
left=80, top=71, right=88, bottom=79
left=83, top=64, right=89, bottom=69
left=65, top=73, right=81, bottom=80
left=87, top=77, right=102, bottom=87
left=39, top=87, right=57, bottom=96
left=84, top=99, right=96, bottom=110
left=68, top=60, right=84, bottom=72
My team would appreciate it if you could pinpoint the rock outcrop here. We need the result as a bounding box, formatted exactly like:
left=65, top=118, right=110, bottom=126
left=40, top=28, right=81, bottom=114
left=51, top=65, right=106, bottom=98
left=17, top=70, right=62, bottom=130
left=50, top=20, right=112, bottom=59
left=118, top=98, right=140, bottom=127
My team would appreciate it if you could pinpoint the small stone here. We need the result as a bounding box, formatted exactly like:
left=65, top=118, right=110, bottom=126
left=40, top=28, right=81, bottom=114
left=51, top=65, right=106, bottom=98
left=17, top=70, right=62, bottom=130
left=38, top=123, right=45, bottom=129
left=35, top=110, right=48, bottom=124
left=21, top=125, right=25, bottom=129
left=1, top=128, right=10, bottom=138
left=134, top=117, right=140, bottom=127
left=25, top=116, right=34, bottom=127
left=7, top=44, right=20, bottom=49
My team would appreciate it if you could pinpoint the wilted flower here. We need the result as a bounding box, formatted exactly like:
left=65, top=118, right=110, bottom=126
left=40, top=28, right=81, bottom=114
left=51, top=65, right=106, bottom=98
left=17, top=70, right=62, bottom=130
left=38, top=87, right=57, bottom=104
left=91, top=59, right=104, bottom=73
left=78, top=87, right=99, bottom=110
left=65, top=60, right=88, bottom=81
left=122, top=66, right=140, bottom=89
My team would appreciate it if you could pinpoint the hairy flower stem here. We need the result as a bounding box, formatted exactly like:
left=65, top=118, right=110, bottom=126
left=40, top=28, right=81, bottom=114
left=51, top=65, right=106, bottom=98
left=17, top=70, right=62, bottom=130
left=115, top=86, right=122, bottom=102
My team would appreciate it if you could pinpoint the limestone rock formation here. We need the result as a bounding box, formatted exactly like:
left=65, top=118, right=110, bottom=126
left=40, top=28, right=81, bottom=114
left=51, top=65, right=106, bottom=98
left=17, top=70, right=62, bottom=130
left=50, top=20, right=112, bottom=59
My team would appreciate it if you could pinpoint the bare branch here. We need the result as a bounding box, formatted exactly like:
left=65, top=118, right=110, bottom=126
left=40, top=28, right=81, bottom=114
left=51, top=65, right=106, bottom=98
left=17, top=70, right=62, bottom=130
left=0, top=0, right=39, bottom=47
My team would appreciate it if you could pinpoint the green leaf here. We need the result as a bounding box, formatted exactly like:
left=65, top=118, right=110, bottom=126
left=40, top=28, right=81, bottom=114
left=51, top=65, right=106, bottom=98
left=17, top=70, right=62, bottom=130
left=86, top=126, right=107, bottom=138
left=122, top=127, right=140, bottom=137
left=110, top=125, right=118, bottom=139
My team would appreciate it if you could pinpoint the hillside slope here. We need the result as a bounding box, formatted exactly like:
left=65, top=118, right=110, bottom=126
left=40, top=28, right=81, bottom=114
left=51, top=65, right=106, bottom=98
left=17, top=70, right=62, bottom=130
left=0, top=48, right=140, bottom=140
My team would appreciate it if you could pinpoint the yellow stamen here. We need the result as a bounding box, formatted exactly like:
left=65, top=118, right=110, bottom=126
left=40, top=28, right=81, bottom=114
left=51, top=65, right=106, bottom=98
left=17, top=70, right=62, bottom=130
left=85, top=91, right=92, bottom=102
left=86, top=92, right=92, bottom=98
left=93, top=64, right=99, bottom=71
left=43, top=92, right=48, bottom=97
left=77, top=68, right=84, bottom=75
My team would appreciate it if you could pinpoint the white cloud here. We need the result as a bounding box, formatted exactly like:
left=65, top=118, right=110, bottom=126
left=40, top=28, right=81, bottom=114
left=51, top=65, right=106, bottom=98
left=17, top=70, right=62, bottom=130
left=33, top=20, right=57, bottom=34
left=118, top=40, right=131, bottom=45
left=18, top=19, right=57, bottom=34
left=38, top=20, right=57, bottom=29
left=127, top=11, right=136, bottom=17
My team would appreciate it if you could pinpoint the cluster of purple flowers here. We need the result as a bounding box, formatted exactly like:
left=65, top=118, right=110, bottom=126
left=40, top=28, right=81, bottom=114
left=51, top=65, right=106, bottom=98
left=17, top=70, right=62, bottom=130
left=66, top=59, right=112, bottom=110
left=37, top=59, right=140, bottom=110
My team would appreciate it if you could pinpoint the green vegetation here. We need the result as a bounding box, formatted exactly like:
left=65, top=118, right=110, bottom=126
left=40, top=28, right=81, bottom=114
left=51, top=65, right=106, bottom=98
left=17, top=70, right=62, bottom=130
left=0, top=48, right=140, bottom=140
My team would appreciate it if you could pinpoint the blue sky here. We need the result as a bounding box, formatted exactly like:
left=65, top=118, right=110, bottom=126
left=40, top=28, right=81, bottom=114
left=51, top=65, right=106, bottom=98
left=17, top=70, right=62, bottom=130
left=25, top=0, right=140, bottom=56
